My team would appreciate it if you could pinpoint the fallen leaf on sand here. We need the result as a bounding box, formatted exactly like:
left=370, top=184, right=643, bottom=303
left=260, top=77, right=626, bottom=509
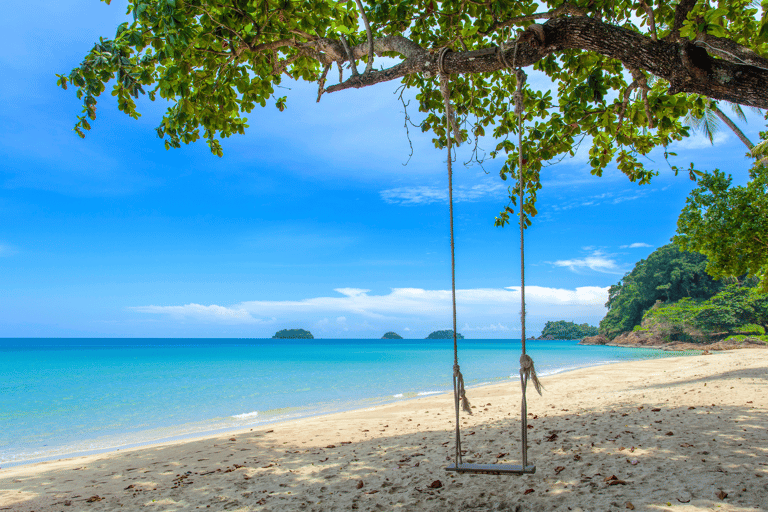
left=496, top=453, right=507, bottom=459
left=677, top=497, right=691, bottom=503
left=573, top=454, right=581, bottom=461
left=717, top=490, right=728, bottom=500
left=651, top=408, right=661, bottom=412
left=554, top=466, right=565, bottom=475
left=524, top=488, right=535, bottom=495
left=625, top=502, right=635, bottom=510
left=665, top=432, right=674, bottom=436
left=325, top=445, right=336, bottom=449
left=545, top=433, right=558, bottom=442
left=356, top=480, right=364, bottom=489
left=86, top=496, right=103, bottom=503
left=680, top=443, right=694, bottom=448
left=429, top=480, right=442, bottom=489
left=604, top=475, right=627, bottom=485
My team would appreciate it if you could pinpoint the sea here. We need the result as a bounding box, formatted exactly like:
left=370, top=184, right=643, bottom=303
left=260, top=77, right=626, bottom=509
left=0, top=338, right=699, bottom=468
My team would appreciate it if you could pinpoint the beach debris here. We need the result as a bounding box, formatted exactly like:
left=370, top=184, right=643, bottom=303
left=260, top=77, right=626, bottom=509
left=429, top=480, right=443, bottom=489
left=545, top=432, right=558, bottom=442
left=573, top=454, right=581, bottom=461
left=229, top=438, right=236, bottom=441
left=680, top=443, right=694, bottom=447
left=677, top=497, right=691, bottom=503
left=665, top=431, right=675, bottom=436
left=651, top=408, right=661, bottom=412
left=356, top=480, right=364, bottom=489
left=86, top=495, right=103, bottom=502
left=604, top=475, right=627, bottom=485
left=124, top=484, right=134, bottom=490
left=717, top=490, right=728, bottom=500
left=554, top=466, right=565, bottom=475
left=326, top=445, right=336, bottom=449
left=496, top=453, right=508, bottom=459
left=628, top=459, right=639, bottom=465
left=524, top=488, right=535, bottom=495
left=624, top=502, right=635, bottom=509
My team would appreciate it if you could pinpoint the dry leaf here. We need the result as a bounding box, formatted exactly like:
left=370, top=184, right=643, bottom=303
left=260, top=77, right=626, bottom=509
left=717, top=490, right=728, bottom=500
left=429, top=480, right=442, bottom=489
left=554, top=466, right=565, bottom=475
left=625, top=502, right=635, bottom=510
left=524, top=488, right=535, bottom=495
left=86, top=496, right=103, bottom=503
left=356, top=480, right=364, bottom=489
left=651, top=408, right=661, bottom=412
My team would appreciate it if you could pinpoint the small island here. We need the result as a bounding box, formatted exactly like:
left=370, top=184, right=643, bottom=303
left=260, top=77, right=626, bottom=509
left=381, top=332, right=403, bottom=339
left=537, top=320, right=599, bottom=340
left=272, top=328, right=314, bottom=339
left=426, top=330, right=464, bottom=339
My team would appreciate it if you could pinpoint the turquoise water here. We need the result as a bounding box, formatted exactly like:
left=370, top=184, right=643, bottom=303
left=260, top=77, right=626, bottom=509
left=0, top=338, right=693, bottom=467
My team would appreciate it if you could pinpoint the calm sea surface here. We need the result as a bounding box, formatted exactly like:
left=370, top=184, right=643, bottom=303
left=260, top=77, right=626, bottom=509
left=0, top=338, right=696, bottom=467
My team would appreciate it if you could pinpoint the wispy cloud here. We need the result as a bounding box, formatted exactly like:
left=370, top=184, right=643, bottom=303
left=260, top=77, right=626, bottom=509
left=0, top=243, right=17, bottom=257
left=130, top=303, right=272, bottom=324
left=620, top=242, right=653, bottom=249
left=380, top=182, right=504, bottom=205
left=549, top=250, right=624, bottom=274
left=675, top=131, right=729, bottom=150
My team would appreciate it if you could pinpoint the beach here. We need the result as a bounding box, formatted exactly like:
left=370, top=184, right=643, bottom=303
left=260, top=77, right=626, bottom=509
left=1, top=349, right=766, bottom=511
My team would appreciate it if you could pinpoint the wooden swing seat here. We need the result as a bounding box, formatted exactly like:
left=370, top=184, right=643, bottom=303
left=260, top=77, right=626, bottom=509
left=445, top=463, right=536, bottom=475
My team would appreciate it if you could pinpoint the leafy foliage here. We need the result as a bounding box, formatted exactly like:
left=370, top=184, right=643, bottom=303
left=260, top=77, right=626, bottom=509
left=539, top=320, right=598, bottom=339
left=273, top=328, right=314, bottom=339
left=674, top=168, right=768, bottom=290
left=58, top=0, right=768, bottom=219
left=640, top=283, right=768, bottom=342
left=426, top=329, right=464, bottom=339
left=599, top=243, right=722, bottom=338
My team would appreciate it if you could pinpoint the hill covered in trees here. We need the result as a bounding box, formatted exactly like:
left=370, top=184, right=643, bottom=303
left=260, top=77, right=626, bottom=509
left=426, top=330, right=464, bottom=340
left=539, top=321, right=598, bottom=340
left=381, top=332, right=403, bottom=339
left=272, top=329, right=314, bottom=339
left=599, top=244, right=723, bottom=339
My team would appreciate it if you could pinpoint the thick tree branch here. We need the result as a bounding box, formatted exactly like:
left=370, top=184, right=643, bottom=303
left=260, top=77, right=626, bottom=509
left=323, top=17, right=768, bottom=110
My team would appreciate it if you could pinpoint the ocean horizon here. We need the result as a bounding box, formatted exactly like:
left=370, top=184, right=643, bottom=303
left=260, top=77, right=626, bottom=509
left=0, top=338, right=700, bottom=468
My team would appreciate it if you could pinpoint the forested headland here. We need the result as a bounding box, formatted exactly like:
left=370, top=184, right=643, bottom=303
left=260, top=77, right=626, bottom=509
left=584, top=244, right=768, bottom=350
left=537, top=321, right=598, bottom=340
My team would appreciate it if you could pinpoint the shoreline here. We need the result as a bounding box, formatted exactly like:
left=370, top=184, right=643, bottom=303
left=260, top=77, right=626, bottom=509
left=1, top=345, right=703, bottom=470
left=3, top=349, right=767, bottom=511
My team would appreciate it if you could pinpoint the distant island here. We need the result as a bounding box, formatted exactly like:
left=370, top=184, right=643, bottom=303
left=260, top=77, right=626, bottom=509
left=426, top=330, right=464, bottom=339
left=381, top=332, right=403, bottom=339
left=537, top=320, right=598, bottom=340
left=272, top=329, right=314, bottom=339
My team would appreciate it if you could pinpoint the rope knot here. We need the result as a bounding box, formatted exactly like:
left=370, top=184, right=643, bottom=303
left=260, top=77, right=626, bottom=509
left=519, top=354, right=543, bottom=396
left=453, top=364, right=472, bottom=415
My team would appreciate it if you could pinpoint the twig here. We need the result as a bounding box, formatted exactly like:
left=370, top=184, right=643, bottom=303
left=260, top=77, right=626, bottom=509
left=616, top=79, right=639, bottom=132
left=354, top=0, right=375, bottom=74
left=339, top=34, right=359, bottom=76
left=638, top=0, right=657, bottom=41
left=317, top=63, right=331, bottom=102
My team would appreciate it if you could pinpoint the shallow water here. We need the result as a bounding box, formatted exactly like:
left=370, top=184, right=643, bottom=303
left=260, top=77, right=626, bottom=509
left=0, top=338, right=695, bottom=467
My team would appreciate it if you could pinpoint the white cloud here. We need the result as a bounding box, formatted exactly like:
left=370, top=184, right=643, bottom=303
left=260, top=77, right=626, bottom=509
left=131, top=285, right=609, bottom=337
left=620, top=242, right=653, bottom=249
left=380, top=182, right=504, bottom=205
left=550, top=250, right=624, bottom=274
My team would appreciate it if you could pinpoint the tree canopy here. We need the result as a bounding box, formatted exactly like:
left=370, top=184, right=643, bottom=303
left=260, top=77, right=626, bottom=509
left=599, top=243, right=722, bottom=338
left=273, top=328, right=314, bottom=338
left=426, top=329, right=464, bottom=339
left=674, top=167, right=768, bottom=289
left=58, top=0, right=768, bottom=221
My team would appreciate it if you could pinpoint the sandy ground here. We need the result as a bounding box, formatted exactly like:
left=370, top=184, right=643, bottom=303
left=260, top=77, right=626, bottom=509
left=2, top=350, right=767, bottom=512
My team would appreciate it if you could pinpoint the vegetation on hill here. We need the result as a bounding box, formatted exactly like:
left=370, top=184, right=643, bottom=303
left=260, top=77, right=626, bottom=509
left=426, top=330, right=464, bottom=340
left=539, top=321, right=598, bottom=340
left=599, top=244, right=723, bottom=339
left=272, top=329, right=314, bottom=339
left=634, top=283, right=768, bottom=344
left=381, top=332, right=403, bottom=339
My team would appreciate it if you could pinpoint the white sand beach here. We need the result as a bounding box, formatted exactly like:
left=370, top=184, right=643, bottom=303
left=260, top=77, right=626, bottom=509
left=2, top=349, right=767, bottom=511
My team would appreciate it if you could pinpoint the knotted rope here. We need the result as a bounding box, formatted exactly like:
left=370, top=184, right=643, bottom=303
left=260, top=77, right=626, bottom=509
left=438, top=45, right=470, bottom=466
left=520, top=354, right=543, bottom=395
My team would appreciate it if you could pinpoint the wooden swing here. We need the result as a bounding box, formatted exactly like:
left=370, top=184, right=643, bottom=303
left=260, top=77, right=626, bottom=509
left=437, top=43, right=542, bottom=476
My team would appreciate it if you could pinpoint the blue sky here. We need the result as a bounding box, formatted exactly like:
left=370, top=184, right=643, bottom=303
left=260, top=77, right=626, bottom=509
left=0, top=1, right=762, bottom=338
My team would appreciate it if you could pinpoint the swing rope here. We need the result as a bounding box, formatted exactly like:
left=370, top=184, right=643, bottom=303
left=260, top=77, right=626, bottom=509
left=441, top=37, right=542, bottom=474
left=438, top=47, right=472, bottom=468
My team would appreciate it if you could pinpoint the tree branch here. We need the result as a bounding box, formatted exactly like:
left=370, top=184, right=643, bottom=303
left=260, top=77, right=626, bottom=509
left=713, top=103, right=754, bottom=149
left=638, top=0, right=657, bottom=41
left=353, top=0, right=375, bottom=74
left=323, top=18, right=768, bottom=109
left=668, top=0, right=698, bottom=42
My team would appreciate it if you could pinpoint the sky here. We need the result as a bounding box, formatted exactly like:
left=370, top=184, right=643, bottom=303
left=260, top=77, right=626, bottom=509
left=0, top=1, right=762, bottom=339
